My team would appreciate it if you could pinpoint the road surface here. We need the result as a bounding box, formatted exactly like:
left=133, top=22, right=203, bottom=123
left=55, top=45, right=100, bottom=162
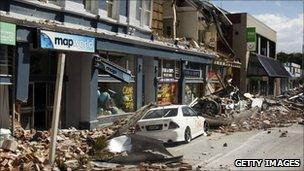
left=167, top=124, right=304, bottom=170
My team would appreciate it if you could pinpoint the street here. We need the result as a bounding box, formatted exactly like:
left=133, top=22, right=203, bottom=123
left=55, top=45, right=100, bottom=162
left=167, top=124, right=304, bottom=170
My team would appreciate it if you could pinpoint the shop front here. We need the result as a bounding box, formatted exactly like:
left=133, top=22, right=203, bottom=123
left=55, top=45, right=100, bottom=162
left=96, top=53, right=136, bottom=116
left=0, top=21, right=16, bottom=129
left=247, top=53, right=290, bottom=96
left=157, top=59, right=180, bottom=105
left=94, top=38, right=215, bottom=125
left=16, top=28, right=97, bottom=129
left=184, top=64, right=205, bottom=105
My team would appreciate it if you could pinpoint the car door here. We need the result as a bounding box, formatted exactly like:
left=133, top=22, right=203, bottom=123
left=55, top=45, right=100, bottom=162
left=187, top=107, right=202, bottom=135
left=182, top=107, right=199, bottom=135
left=189, top=107, right=204, bottom=135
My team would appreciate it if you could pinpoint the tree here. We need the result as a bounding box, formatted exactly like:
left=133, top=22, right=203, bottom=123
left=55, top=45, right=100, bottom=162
left=277, top=52, right=304, bottom=68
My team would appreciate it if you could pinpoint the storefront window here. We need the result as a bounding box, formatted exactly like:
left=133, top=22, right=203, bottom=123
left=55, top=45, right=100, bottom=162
left=97, top=54, right=136, bottom=116
left=106, top=54, right=136, bottom=74
left=0, top=45, right=13, bottom=76
left=158, top=59, right=181, bottom=79
left=157, top=82, right=178, bottom=105
left=98, top=82, right=135, bottom=115
left=184, top=84, right=204, bottom=105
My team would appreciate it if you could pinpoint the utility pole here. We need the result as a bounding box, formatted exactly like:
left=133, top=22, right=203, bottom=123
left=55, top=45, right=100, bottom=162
left=49, top=53, right=66, bottom=165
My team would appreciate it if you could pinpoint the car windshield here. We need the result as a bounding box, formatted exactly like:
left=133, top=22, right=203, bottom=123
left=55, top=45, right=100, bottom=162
left=142, top=108, right=178, bottom=119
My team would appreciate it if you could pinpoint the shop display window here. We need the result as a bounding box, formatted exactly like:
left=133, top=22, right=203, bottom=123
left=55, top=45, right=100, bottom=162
left=102, top=54, right=135, bottom=74
left=97, top=82, right=135, bottom=115
left=158, top=59, right=181, bottom=79
left=0, top=45, right=14, bottom=76
left=184, top=84, right=204, bottom=105
left=97, top=53, right=136, bottom=116
left=157, top=83, right=178, bottom=105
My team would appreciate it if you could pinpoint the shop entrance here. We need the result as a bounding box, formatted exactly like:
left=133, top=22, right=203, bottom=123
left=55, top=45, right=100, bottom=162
left=19, top=51, right=65, bottom=130
left=20, top=82, right=57, bottom=130
left=33, top=82, right=56, bottom=129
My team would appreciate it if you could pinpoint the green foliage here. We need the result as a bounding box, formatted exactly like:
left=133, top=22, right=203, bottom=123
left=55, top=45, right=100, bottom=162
left=277, top=52, right=304, bottom=67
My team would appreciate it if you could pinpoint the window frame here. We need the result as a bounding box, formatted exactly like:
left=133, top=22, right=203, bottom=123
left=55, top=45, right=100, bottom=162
left=47, top=0, right=59, bottom=5
left=188, top=107, right=198, bottom=116
left=182, top=107, right=197, bottom=117
left=182, top=107, right=190, bottom=117
left=83, top=0, right=99, bottom=14
left=138, top=0, right=152, bottom=27
left=106, top=0, right=119, bottom=20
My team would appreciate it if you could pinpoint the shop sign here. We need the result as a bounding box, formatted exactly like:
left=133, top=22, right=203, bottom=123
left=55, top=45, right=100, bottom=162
left=184, top=69, right=201, bottom=78
left=246, top=27, right=256, bottom=51
left=0, top=22, right=16, bottom=46
left=101, top=62, right=132, bottom=83
left=40, top=30, right=95, bottom=52
left=162, top=68, right=175, bottom=78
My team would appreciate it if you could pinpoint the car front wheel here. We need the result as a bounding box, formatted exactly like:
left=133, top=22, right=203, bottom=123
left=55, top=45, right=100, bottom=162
left=184, top=127, right=191, bottom=143
left=204, top=121, right=209, bottom=133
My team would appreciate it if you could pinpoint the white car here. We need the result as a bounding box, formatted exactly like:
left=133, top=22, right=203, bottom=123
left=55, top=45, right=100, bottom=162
left=136, top=105, right=207, bottom=143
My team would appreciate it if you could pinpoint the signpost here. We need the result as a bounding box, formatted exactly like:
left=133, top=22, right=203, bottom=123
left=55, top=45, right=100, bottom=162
left=49, top=53, right=66, bottom=165
left=246, top=27, right=256, bottom=51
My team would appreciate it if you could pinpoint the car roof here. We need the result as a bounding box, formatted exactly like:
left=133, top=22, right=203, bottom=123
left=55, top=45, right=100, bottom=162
left=149, top=105, right=188, bottom=110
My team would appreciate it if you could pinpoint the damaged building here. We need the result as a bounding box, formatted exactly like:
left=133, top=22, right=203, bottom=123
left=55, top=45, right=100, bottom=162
left=0, top=0, right=223, bottom=130
left=157, top=0, right=241, bottom=103
left=0, top=0, right=291, bottom=131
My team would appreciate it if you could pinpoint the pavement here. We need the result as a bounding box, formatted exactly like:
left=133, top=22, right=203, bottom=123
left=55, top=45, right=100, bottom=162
left=166, top=124, right=304, bottom=170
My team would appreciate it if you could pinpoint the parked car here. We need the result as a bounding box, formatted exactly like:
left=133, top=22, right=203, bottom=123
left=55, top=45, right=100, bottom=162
left=136, top=105, right=207, bottom=143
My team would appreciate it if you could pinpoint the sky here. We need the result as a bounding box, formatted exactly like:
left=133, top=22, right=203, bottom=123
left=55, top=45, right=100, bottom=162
left=210, top=0, right=304, bottom=53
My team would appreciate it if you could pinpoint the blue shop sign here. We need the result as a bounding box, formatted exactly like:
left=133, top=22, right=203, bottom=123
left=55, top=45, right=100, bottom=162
left=40, top=30, right=95, bottom=53
left=184, top=69, right=201, bottom=78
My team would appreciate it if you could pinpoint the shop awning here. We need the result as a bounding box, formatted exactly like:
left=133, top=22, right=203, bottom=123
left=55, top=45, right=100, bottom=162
left=93, top=55, right=133, bottom=83
left=247, top=53, right=291, bottom=78
left=96, top=39, right=214, bottom=64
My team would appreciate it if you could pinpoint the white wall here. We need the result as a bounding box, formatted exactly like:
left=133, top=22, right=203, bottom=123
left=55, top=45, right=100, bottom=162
left=247, top=14, right=277, bottom=42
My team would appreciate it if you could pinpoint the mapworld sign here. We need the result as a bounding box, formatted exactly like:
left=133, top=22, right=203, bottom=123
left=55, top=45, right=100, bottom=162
left=40, top=30, right=95, bottom=53
left=246, top=27, right=256, bottom=51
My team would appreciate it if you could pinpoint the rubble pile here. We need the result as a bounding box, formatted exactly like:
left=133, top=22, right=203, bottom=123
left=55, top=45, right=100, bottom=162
left=190, top=85, right=251, bottom=119
left=1, top=123, right=95, bottom=170
left=217, top=85, right=304, bottom=133
left=154, top=36, right=219, bottom=57
left=218, top=106, right=302, bottom=133
left=0, top=104, right=191, bottom=170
